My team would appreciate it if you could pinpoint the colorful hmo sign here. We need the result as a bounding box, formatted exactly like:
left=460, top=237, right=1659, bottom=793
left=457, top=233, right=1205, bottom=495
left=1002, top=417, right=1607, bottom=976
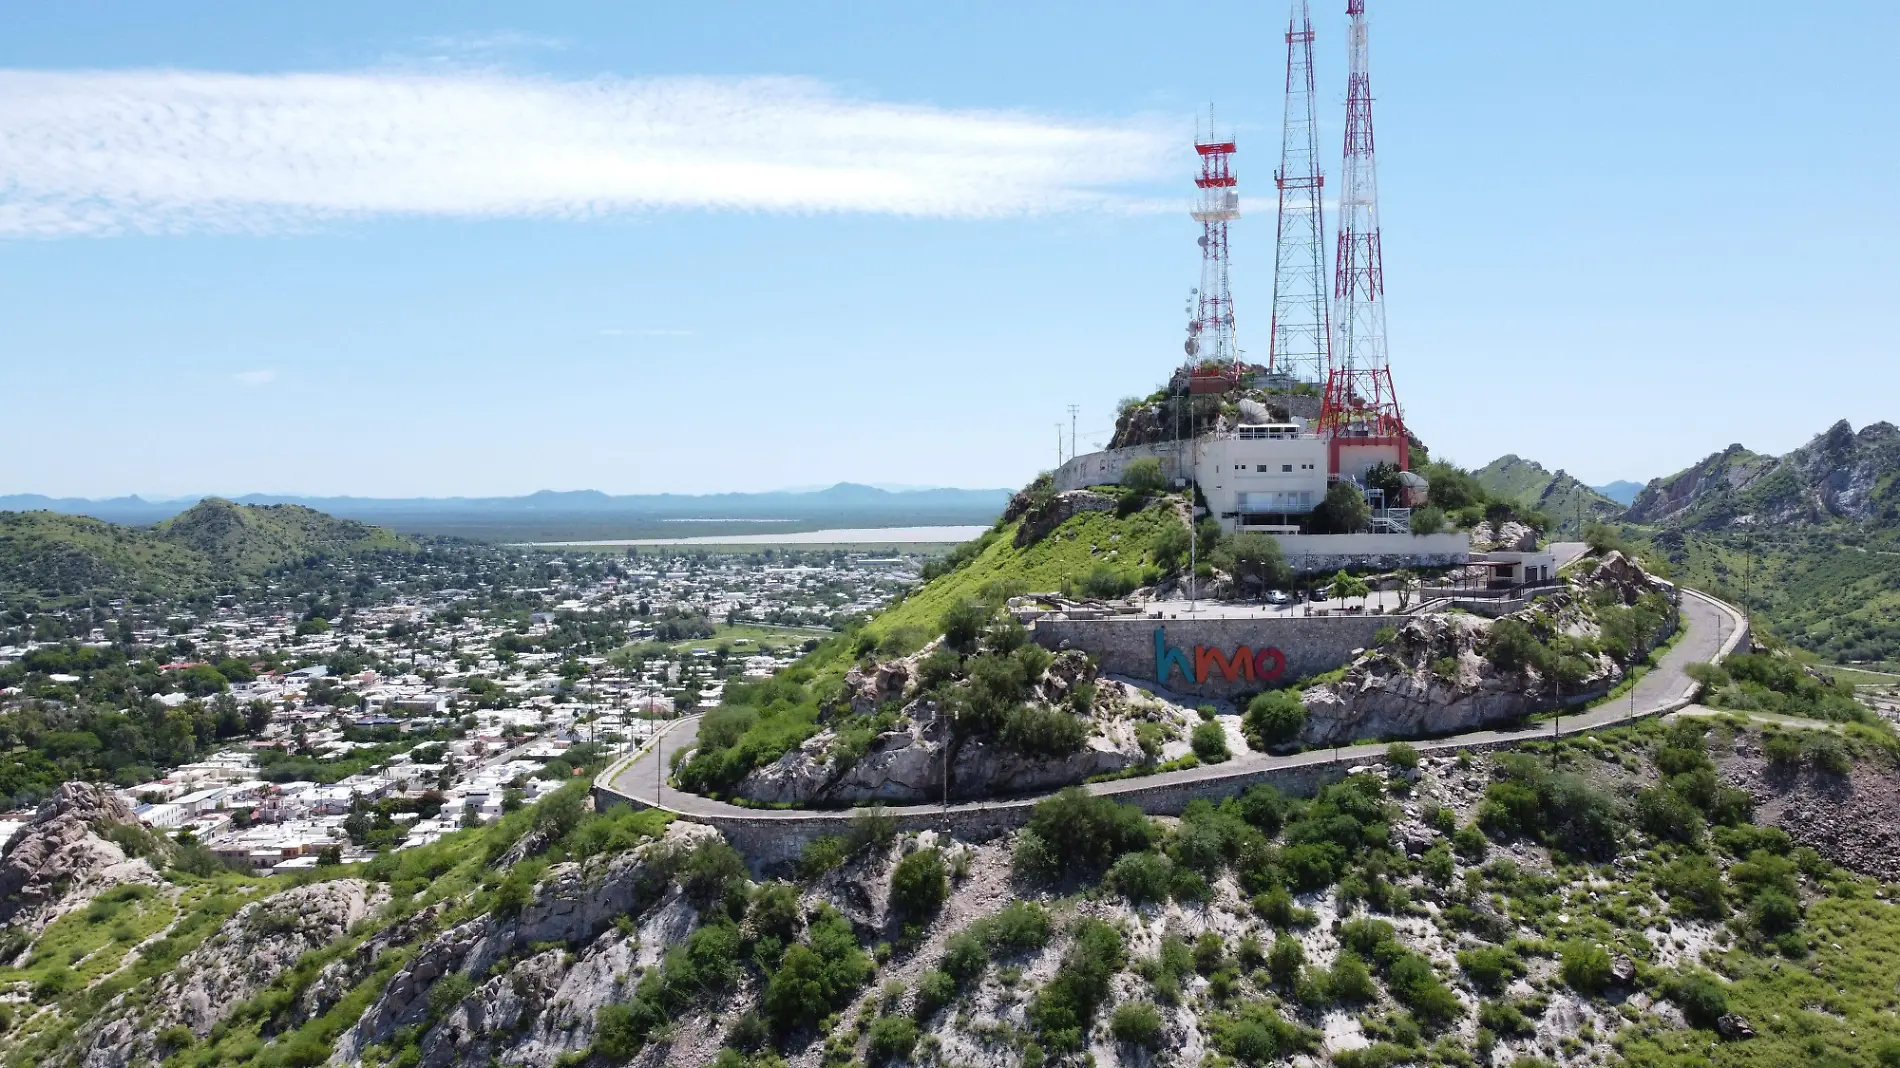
left=1154, top=627, right=1287, bottom=685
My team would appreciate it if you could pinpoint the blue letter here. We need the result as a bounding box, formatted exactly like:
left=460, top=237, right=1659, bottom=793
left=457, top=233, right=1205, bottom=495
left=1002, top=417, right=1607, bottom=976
left=1155, top=627, right=1193, bottom=684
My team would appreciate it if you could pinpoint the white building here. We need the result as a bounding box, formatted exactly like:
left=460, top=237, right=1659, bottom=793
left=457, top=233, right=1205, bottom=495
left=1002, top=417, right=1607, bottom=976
left=1194, top=424, right=1330, bottom=533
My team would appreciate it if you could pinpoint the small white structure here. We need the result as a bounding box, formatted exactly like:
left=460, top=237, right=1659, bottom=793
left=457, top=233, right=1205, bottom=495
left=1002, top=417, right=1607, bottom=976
left=1195, top=424, right=1330, bottom=531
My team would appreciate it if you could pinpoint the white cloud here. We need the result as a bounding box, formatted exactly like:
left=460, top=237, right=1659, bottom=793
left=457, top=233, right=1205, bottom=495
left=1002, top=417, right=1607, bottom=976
left=0, top=69, right=1179, bottom=237
left=233, top=369, right=276, bottom=386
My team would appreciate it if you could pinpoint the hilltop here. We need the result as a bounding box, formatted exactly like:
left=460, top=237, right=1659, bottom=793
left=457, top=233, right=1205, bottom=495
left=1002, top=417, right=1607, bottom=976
left=0, top=499, right=416, bottom=604
left=1623, top=420, right=1900, bottom=530
left=1473, top=456, right=1623, bottom=536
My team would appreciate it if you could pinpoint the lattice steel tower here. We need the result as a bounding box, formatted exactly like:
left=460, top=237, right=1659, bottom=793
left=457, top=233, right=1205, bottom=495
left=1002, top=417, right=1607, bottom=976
left=1186, top=111, right=1241, bottom=376
left=1320, top=0, right=1408, bottom=468
left=1267, top=0, right=1331, bottom=388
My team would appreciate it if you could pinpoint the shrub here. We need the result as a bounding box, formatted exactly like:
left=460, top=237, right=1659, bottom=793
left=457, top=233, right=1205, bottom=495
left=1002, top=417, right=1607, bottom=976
left=1016, top=789, right=1153, bottom=883
left=1191, top=720, right=1231, bottom=764
left=865, top=1015, right=918, bottom=1066
left=915, top=969, right=956, bottom=1020
left=1109, top=1001, right=1164, bottom=1049
left=1243, top=690, right=1307, bottom=749
left=941, top=932, right=989, bottom=984
left=977, top=902, right=1053, bottom=954
left=1747, top=889, right=1802, bottom=935
left=999, top=706, right=1087, bottom=757
left=427, top=973, right=477, bottom=1019
left=941, top=600, right=992, bottom=652
left=1456, top=944, right=1518, bottom=992
left=1665, top=971, right=1729, bottom=1029
left=1762, top=731, right=1803, bottom=765
left=1635, top=786, right=1705, bottom=846
left=1268, top=935, right=1305, bottom=987
left=1324, top=953, right=1378, bottom=1003
left=890, top=848, right=948, bottom=919
left=1108, top=852, right=1173, bottom=905
left=1656, top=854, right=1727, bottom=919
left=1385, top=741, right=1420, bottom=771
left=1802, top=731, right=1852, bottom=775
left=798, top=836, right=850, bottom=879
left=1027, top=919, right=1125, bottom=1051
left=1559, top=941, right=1613, bottom=994
left=1122, top=457, right=1168, bottom=495
left=1410, top=505, right=1446, bottom=536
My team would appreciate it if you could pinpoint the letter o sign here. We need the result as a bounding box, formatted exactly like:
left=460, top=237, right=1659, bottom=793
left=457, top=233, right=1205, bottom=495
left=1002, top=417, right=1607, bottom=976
left=1253, top=647, right=1286, bottom=682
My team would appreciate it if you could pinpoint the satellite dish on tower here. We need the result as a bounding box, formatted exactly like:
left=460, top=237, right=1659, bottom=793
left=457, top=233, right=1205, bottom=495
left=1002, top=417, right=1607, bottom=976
left=1197, top=235, right=1209, bottom=248
left=1185, top=338, right=1200, bottom=356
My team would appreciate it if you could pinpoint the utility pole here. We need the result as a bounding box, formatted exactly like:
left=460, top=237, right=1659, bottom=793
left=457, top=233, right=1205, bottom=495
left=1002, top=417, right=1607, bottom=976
left=1744, top=527, right=1754, bottom=624
left=1067, top=404, right=1080, bottom=461
left=1056, top=423, right=1065, bottom=469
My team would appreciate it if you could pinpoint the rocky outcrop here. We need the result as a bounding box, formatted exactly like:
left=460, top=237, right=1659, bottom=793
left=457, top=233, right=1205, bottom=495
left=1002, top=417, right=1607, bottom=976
left=1013, top=490, right=1118, bottom=548
left=1298, top=559, right=1667, bottom=746
left=76, top=880, right=387, bottom=1068
left=329, top=822, right=718, bottom=1066
left=0, top=782, right=160, bottom=934
left=1624, top=421, right=1900, bottom=529
left=1467, top=520, right=1540, bottom=553
left=737, top=647, right=1185, bottom=805
left=1721, top=741, right=1900, bottom=882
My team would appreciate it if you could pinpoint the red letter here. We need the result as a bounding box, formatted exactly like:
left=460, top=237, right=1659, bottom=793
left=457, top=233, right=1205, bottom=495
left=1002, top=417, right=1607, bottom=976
left=1253, top=647, right=1286, bottom=681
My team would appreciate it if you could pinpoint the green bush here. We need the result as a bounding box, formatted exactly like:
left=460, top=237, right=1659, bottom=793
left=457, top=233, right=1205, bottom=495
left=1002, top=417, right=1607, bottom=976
left=1456, top=944, right=1519, bottom=992
left=1191, top=720, right=1231, bottom=764
left=1109, top=1000, right=1164, bottom=1049
left=941, top=932, right=989, bottom=984
left=1108, top=851, right=1173, bottom=905
left=1559, top=941, right=1614, bottom=994
left=1655, top=854, right=1727, bottom=919
left=1268, top=935, right=1305, bottom=987
left=915, top=969, right=956, bottom=1020
left=865, top=1015, right=918, bottom=1066
left=1014, top=788, right=1153, bottom=883
left=1122, top=457, right=1168, bottom=495
left=1762, top=731, right=1804, bottom=765
left=890, top=848, right=948, bottom=919
left=1027, top=919, right=1125, bottom=1051
left=1385, top=741, right=1420, bottom=771
left=1243, top=690, right=1307, bottom=749
left=1206, top=999, right=1317, bottom=1062
left=798, top=836, right=850, bottom=880
left=941, top=600, right=993, bottom=652
left=1665, top=970, right=1729, bottom=1029
left=1323, top=953, right=1378, bottom=1004
left=975, top=902, right=1053, bottom=954
left=999, top=705, right=1087, bottom=757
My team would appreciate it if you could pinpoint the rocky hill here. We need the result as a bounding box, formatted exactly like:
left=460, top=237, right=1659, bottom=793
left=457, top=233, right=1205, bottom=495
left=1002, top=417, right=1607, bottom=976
left=0, top=499, right=415, bottom=604
left=8, top=663, right=1900, bottom=1068
left=1473, top=456, right=1624, bottom=536
left=1623, top=420, right=1900, bottom=530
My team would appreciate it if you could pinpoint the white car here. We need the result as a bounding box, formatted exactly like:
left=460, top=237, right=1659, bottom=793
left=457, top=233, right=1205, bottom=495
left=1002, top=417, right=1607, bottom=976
left=1265, top=590, right=1290, bottom=606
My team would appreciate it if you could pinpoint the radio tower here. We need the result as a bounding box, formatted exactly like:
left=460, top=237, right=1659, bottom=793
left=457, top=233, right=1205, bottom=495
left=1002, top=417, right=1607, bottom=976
left=1320, top=0, right=1409, bottom=470
left=1186, top=110, right=1240, bottom=378
left=1267, top=0, right=1330, bottom=388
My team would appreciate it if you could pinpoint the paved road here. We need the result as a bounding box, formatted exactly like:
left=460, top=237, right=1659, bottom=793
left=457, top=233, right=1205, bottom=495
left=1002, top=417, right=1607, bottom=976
left=602, top=589, right=1745, bottom=821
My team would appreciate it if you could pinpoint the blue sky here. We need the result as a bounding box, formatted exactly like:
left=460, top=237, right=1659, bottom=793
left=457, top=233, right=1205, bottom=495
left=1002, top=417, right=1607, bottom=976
left=2, top=1, right=1895, bottom=498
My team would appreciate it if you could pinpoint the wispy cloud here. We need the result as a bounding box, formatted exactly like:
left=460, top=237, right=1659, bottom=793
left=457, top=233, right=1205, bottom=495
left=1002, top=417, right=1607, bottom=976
left=0, top=70, right=1178, bottom=237
left=233, top=369, right=276, bottom=386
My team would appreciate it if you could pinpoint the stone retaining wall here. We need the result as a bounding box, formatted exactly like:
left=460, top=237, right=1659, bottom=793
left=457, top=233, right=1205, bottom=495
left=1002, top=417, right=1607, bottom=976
left=1031, top=614, right=1391, bottom=700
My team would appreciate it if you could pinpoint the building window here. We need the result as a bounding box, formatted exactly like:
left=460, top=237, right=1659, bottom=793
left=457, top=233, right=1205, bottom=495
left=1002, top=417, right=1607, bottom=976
left=1282, top=464, right=1293, bottom=472
left=1256, top=464, right=1268, bottom=472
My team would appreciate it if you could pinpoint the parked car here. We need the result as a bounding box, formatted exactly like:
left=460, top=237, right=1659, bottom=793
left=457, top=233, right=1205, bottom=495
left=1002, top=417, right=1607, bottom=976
left=1309, top=587, right=1328, bottom=601
left=1265, top=590, right=1290, bottom=606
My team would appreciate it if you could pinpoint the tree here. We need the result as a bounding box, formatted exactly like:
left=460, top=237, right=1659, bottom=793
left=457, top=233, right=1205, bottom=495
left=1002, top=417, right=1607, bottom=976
left=1409, top=506, right=1446, bottom=536
left=1328, top=570, right=1371, bottom=610
left=1122, top=457, right=1168, bottom=495
left=1311, top=481, right=1371, bottom=534
left=1213, top=532, right=1290, bottom=596
left=1190, top=720, right=1230, bottom=764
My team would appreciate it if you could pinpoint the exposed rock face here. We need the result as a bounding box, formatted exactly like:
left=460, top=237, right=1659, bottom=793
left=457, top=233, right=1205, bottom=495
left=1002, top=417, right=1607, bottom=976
left=76, top=880, right=387, bottom=1068
left=1013, top=490, right=1118, bottom=548
left=737, top=650, right=1200, bottom=805
left=1624, top=420, right=1900, bottom=529
left=330, top=821, right=719, bottom=1068
left=0, top=782, right=159, bottom=933
left=1721, top=741, right=1900, bottom=882
left=1467, top=521, right=1540, bottom=553
left=1298, top=558, right=1667, bottom=746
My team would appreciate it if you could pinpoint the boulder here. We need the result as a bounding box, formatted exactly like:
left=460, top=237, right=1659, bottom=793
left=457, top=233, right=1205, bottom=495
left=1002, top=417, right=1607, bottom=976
left=0, top=781, right=158, bottom=934
left=1716, top=1013, right=1756, bottom=1040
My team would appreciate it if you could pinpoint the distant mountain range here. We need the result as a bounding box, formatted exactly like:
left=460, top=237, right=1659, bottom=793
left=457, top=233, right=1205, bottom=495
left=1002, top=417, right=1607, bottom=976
left=1591, top=481, right=1644, bottom=506
left=0, top=483, right=1015, bottom=538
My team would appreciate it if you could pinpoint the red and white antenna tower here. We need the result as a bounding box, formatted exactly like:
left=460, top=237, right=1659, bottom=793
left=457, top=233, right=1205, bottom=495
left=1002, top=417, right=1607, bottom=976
left=1320, top=0, right=1408, bottom=472
left=1186, top=109, right=1241, bottom=379
left=1267, top=0, right=1330, bottom=388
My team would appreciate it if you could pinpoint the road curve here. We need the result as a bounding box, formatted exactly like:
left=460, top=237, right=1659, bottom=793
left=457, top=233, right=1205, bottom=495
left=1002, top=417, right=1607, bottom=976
left=599, top=588, right=1747, bottom=824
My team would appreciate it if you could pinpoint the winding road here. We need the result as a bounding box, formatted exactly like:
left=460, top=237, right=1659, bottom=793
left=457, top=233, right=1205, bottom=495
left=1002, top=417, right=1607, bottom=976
left=599, top=588, right=1747, bottom=827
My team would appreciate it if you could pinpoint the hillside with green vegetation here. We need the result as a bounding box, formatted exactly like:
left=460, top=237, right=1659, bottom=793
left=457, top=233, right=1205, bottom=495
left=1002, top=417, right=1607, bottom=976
left=0, top=499, right=416, bottom=605
left=12, top=640, right=1900, bottom=1068
left=0, top=512, right=212, bottom=600
left=1475, top=455, right=1625, bottom=536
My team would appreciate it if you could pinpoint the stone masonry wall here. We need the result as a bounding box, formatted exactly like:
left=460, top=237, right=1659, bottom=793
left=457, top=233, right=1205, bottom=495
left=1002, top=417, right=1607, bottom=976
left=1031, top=614, right=1392, bottom=700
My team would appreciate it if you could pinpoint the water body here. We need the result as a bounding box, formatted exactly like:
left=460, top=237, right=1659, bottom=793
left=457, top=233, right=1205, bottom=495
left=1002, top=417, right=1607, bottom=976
left=531, top=524, right=989, bottom=547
